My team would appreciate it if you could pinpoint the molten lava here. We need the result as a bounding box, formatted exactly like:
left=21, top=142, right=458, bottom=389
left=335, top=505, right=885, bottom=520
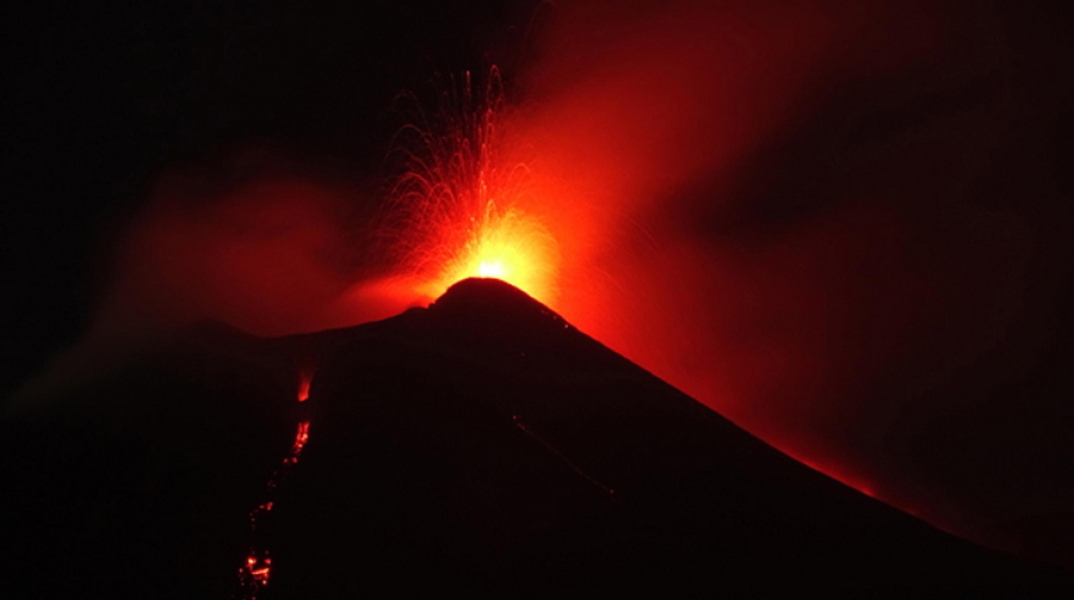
left=297, top=368, right=314, bottom=403
left=418, top=203, right=559, bottom=302
left=237, top=370, right=315, bottom=599
left=383, top=69, right=561, bottom=305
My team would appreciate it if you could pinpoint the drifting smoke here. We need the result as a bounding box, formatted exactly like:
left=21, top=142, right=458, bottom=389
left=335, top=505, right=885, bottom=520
left=9, top=153, right=417, bottom=404
left=95, top=154, right=418, bottom=341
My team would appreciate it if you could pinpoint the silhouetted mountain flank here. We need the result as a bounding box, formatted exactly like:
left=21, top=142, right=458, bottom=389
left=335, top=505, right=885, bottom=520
left=2, top=278, right=1070, bottom=598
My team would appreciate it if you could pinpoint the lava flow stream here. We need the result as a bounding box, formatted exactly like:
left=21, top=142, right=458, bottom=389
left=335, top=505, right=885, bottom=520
left=236, top=369, right=314, bottom=599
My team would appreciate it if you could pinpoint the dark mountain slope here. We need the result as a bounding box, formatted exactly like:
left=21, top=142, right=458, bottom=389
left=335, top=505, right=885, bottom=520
left=2, top=278, right=1069, bottom=598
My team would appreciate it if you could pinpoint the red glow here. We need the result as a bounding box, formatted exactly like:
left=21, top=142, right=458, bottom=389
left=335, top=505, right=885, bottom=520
left=383, top=70, right=561, bottom=304
left=237, top=373, right=314, bottom=597
left=239, top=552, right=272, bottom=595
left=291, top=421, right=310, bottom=455
left=297, top=369, right=314, bottom=402
left=416, top=201, right=559, bottom=303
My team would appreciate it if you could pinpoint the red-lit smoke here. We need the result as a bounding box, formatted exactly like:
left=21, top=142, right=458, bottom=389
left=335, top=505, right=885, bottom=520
left=94, top=157, right=420, bottom=343
left=491, top=0, right=1032, bottom=544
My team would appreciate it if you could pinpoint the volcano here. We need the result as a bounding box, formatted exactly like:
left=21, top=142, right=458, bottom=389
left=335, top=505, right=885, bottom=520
left=2, top=278, right=1070, bottom=598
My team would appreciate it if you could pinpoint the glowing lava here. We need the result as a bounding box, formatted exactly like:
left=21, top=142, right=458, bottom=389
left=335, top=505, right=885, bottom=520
left=237, top=370, right=315, bottom=599
left=419, top=202, right=559, bottom=302
left=383, top=69, right=561, bottom=304
left=297, top=367, right=314, bottom=403
left=478, top=260, right=504, bottom=278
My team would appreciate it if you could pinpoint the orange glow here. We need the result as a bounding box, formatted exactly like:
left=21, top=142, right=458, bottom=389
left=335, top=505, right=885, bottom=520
left=384, top=69, right=561, bottom=304
left=239, top=552, right=272, bottom=595
left=414, top=202, right=560, bottom=302
left=238, top=383, right=313, bottom=597
left=291, top=421, right=310, bottom=454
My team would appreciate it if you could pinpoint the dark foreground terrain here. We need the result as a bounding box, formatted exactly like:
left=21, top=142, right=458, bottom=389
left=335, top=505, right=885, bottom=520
left=2, top=279, right=1071, bottom=598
